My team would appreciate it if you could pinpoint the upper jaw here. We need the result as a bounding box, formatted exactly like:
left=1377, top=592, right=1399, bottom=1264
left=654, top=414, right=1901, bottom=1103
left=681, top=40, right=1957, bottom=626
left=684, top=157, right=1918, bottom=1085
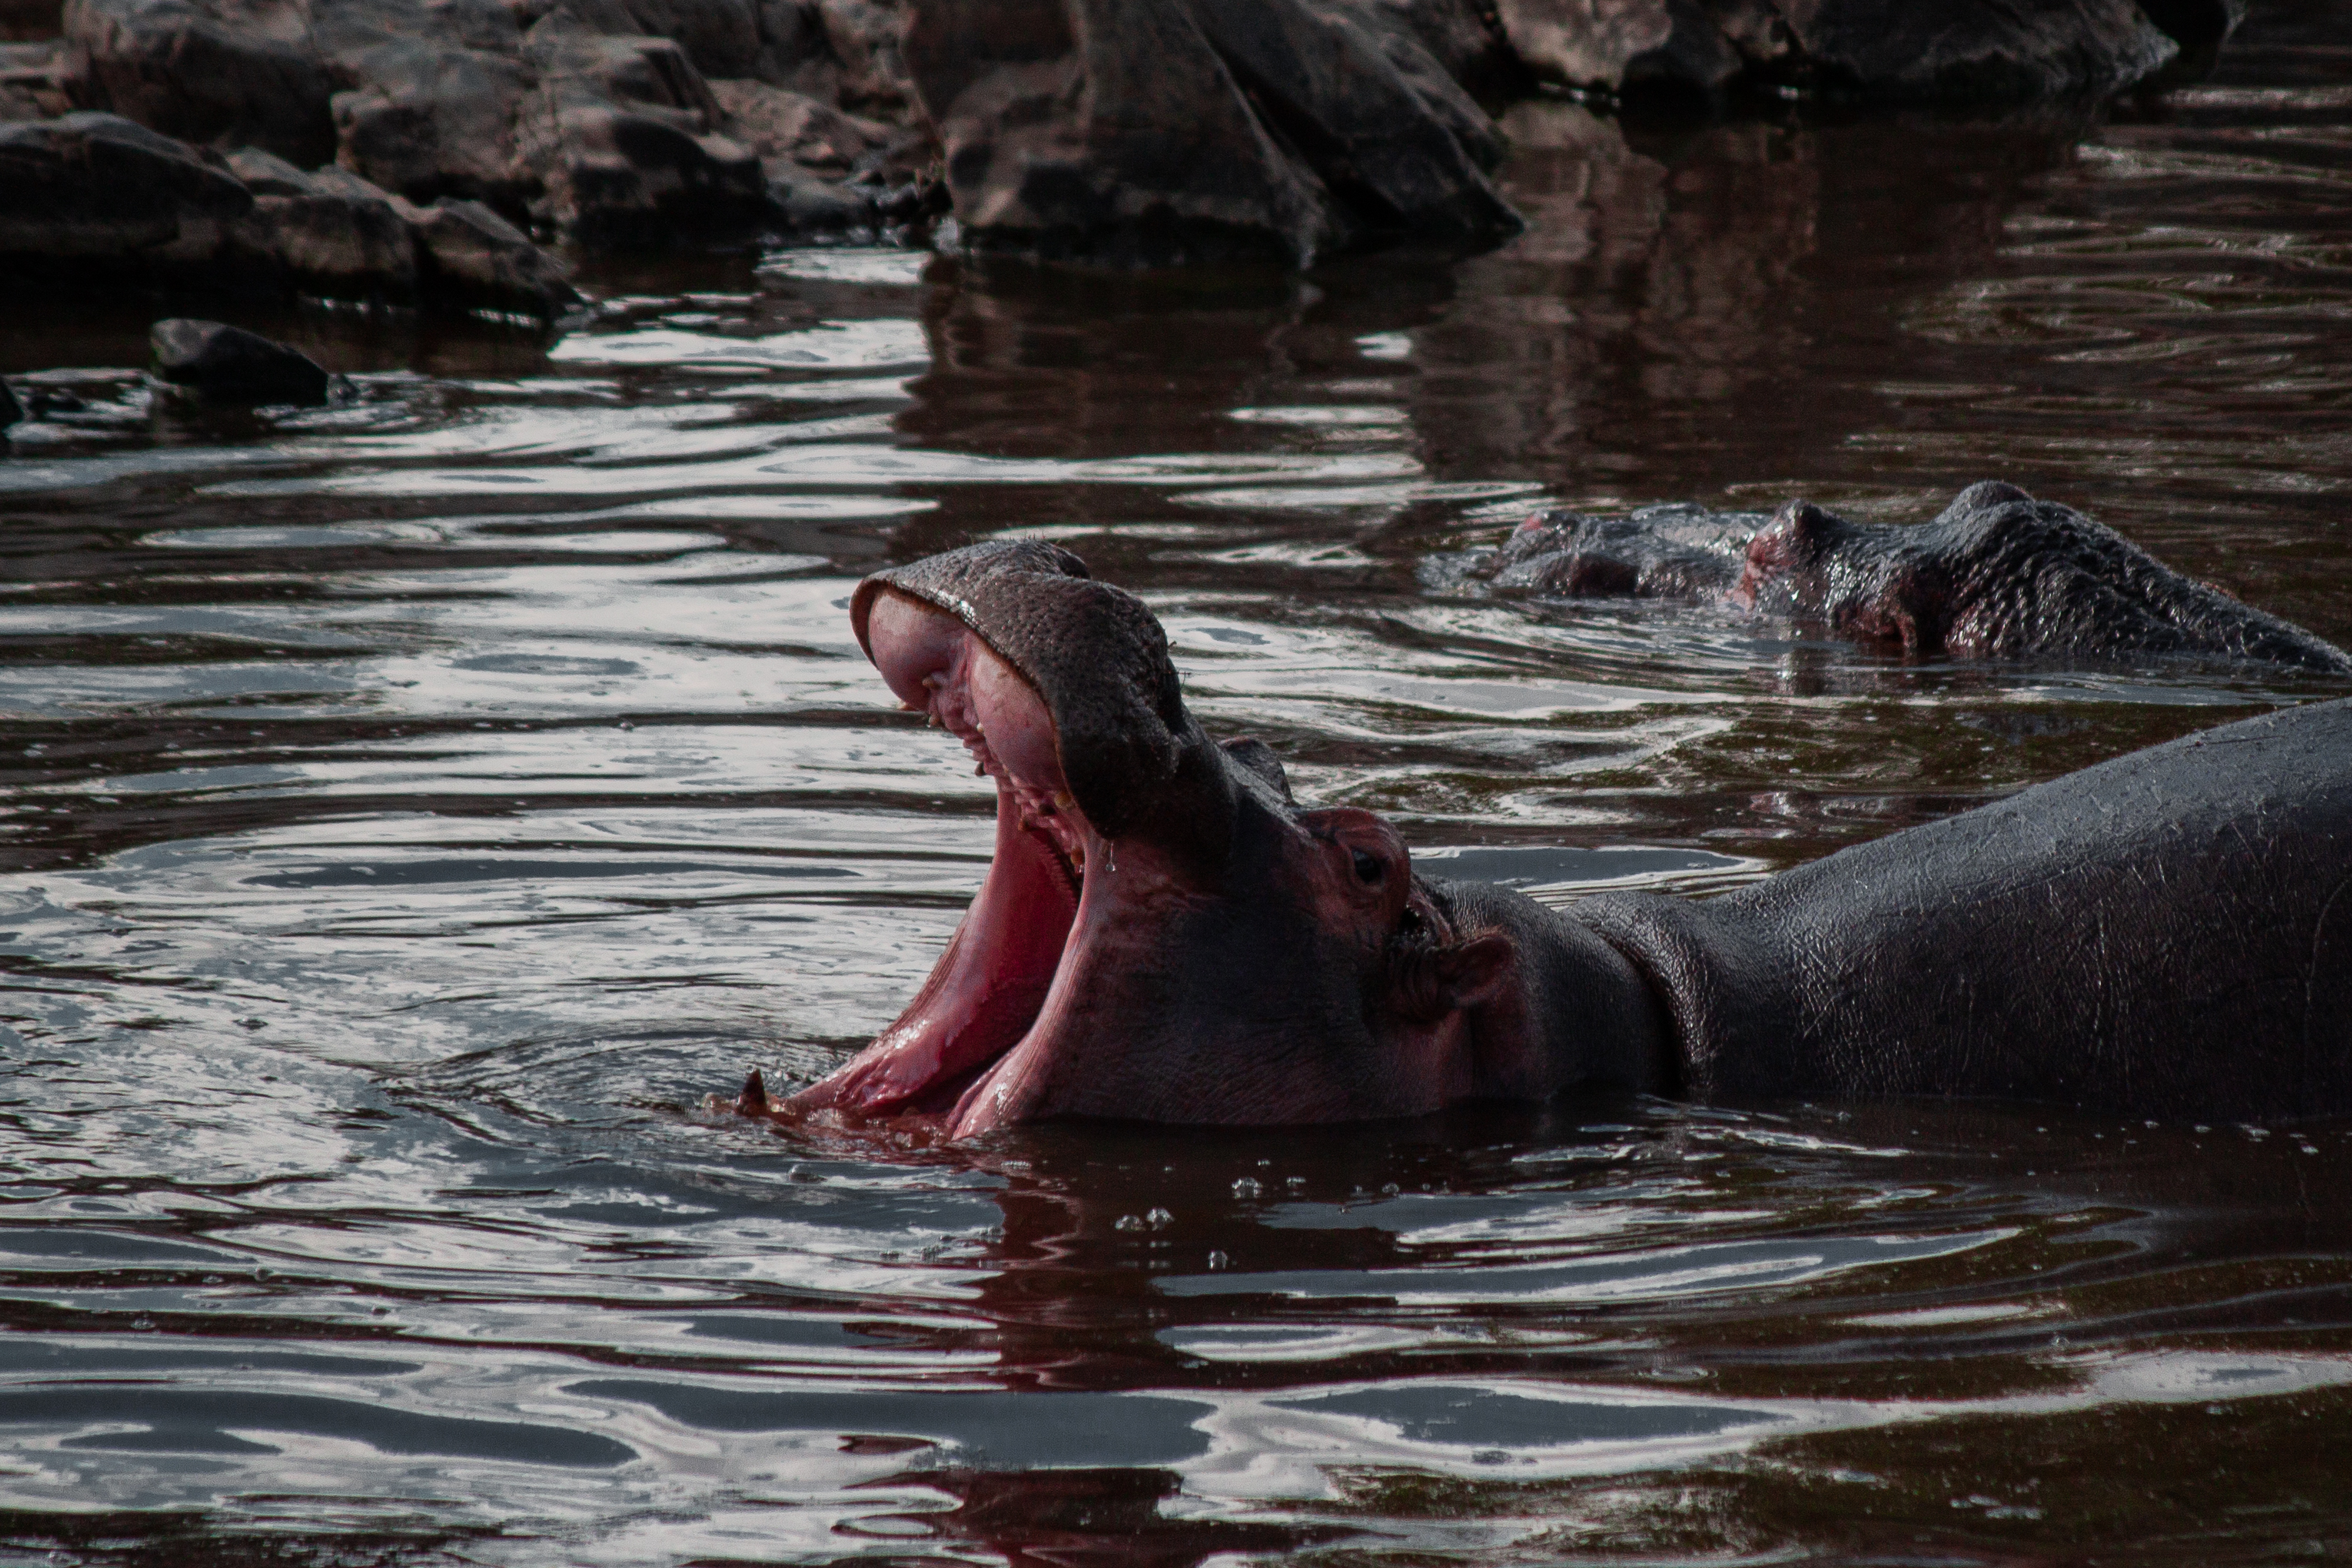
left=790, top=548, right=1253, bottom=1130
left=851, top=540, right=1238, bottom=869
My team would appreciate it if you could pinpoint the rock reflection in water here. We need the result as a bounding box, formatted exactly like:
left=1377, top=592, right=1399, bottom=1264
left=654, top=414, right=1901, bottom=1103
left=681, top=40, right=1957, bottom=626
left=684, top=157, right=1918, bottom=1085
left=1410, top=101, right=2080, bottom=497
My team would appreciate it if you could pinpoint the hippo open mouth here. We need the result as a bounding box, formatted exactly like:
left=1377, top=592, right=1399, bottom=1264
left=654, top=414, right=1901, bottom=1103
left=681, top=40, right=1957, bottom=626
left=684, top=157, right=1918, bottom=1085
left=785, top=556, right=1117, bottom=1130
left=771, top=541, right=1559, bottom=1139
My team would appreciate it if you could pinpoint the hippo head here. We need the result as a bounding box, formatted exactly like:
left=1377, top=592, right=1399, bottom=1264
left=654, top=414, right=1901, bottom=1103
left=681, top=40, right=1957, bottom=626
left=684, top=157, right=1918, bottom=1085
left=783, top=542, right=1534, bottom=1137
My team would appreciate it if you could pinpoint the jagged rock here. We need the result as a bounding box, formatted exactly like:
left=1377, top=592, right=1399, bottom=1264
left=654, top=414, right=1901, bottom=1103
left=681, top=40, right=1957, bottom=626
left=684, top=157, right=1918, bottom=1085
left=151, top=316, right=330, bottom=402
left=710, top=75, right=922, bottom=233
left=396, top=193, right=581, bottom=316
left=763, top=160, right=868, bottom=231
left=707, top=74, right=887, bottom=175
left=569, top=0, right=765, bottom=81
left=46, top=0, right=1533, bottom=265
left=1493, top=0, right=2183, bottom=102
left=223, top=142, right=308, bottom=192
left=756, top=0, right=911, bottom=117
left=1337, top=0, right=1525, bottom=101
left=311, top=0, right=536, bottom=212
left=0, top=110, right=249, bottom=271
left=62, top=0, right=335, bottom=162
left=1492, top=0, right=1714, bottom=94
left=906, top=0, right=1516, bottom=268
left=62, top=0, right=775, bottom=243
left=532, top=105, right=766, bottom=246
left=1, top=42, right=71, bottom=122
left=0, top=110, right=574, bottom=313
left=1190, top=0, right=1514, bottom=223
left=906, top=0, right=1341, bottom=266
left=236, top=159, right=418, bottom=296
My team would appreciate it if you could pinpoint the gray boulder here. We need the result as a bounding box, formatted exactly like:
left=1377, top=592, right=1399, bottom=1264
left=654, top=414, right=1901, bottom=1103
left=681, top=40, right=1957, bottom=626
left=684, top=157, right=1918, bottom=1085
left=62, top=0, right=335, bottom=162
left=707, top=74, right=888, bottom=177
left=1189, top=0, right=1513, bottom=228
left=0, top=110, right=575, bottom=314
left=396, top=193, right=582, bottom=317
left=1335, top=0, right=1524, bottom=101
left=523, top=16, right=767, bottom=244
left=904, top=0, right=1516, bottom=268
left=571, top=0, right=767, bottom=80
left=151, top=316, right=330, bottom=402
left=222, top=142, right=308, bottom=191
left=0, top=110, right=249, bottom=272
left=63, top=0, right=793, bottom=245
left=311, top=0, right=536, bottom=212
left=1, top=42, right=72, bottom=123
left=1492, top=0, right=2185, bottom=102
left=232, top=156, right=419, bottom=296
left=755, top=0, right=912, bottom=117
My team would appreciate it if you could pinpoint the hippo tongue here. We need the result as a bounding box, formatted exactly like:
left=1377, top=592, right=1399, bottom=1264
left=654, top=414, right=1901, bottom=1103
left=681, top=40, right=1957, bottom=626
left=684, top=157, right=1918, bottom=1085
left=848, top=542, right=1237, bottom=866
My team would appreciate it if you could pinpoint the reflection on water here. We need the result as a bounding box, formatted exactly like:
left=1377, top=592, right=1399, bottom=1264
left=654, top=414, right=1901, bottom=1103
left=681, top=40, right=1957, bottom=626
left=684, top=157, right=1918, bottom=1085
left=4, top=2, right=2352, bottom=1562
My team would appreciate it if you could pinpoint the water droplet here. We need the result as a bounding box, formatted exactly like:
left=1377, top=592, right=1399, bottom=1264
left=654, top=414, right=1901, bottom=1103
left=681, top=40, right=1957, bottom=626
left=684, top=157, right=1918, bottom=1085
left=131, top=1315, right=154, bottom=1331
left=1231, top=1177, right=1263, bottom=1199
left=1380, top=1182, right=1400, bottom=1196
left=1206, top=1250, right=1230, bottom=1270
left=1114, top=1214, right=1144, bottom=1233
left=1145, top=1207, right=1173, bottom=1230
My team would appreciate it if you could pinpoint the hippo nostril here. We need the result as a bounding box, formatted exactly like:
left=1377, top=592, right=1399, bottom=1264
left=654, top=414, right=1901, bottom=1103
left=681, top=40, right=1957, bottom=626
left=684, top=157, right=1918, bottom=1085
left=1351, top=848, right=1383, bottom=884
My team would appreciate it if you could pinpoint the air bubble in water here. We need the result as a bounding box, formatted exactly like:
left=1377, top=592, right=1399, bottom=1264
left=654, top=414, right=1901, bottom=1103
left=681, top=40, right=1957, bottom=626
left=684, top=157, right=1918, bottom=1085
left=1145, top=1207, right=1173, bottom=1229
left=1232, top=1177, right=1263, bottom=1199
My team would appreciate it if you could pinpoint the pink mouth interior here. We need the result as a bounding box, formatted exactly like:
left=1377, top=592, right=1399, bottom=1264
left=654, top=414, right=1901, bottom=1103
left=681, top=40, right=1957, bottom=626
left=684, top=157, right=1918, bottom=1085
left=789, top=591, right=1099, bottom=1120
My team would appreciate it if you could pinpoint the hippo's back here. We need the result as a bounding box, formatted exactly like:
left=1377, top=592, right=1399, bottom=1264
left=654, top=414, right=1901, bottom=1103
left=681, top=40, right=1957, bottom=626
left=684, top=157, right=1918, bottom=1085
left=1593, top=697, right=2352, bottom=1120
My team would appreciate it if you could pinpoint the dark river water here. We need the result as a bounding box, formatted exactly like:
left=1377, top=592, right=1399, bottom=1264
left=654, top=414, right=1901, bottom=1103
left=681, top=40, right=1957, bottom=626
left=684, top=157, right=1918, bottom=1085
left=4, top=4, right=2352, bottom=1563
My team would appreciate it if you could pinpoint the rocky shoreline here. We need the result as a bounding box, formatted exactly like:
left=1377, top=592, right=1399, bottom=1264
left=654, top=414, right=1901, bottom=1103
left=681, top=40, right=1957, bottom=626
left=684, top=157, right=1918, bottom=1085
left=0, top=0, right=2248, bottom=322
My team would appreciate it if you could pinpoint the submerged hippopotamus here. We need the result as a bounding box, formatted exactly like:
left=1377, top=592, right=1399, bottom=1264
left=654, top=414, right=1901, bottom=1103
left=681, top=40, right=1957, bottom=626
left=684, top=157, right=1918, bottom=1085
left=1463, top=480, right=2352, bottom=672
left=748, top=537, right=2352, bottom=1137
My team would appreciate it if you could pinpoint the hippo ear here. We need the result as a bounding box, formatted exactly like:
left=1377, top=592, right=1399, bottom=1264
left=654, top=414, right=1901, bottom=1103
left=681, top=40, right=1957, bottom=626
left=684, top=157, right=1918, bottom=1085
left=1436, top=932, right=1514, bottom=1010
left=1387, top=928, right=1515, bottom=1023
left=1220, top=737, right=1293, bottom=804
left=1943, top=480, right=2034, bottom=517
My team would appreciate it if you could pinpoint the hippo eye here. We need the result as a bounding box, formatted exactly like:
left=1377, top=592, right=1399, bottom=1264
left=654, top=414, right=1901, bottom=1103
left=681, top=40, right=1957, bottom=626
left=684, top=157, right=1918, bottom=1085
left=1350, top=848, right=1383, bottom=885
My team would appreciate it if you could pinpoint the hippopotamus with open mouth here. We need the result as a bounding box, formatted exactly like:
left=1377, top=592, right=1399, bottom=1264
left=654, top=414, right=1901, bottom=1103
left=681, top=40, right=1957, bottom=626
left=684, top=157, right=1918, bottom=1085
left=1465, top=480, right=2352, bottom=672
left=749, top=529, right=2352, bottom=1136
